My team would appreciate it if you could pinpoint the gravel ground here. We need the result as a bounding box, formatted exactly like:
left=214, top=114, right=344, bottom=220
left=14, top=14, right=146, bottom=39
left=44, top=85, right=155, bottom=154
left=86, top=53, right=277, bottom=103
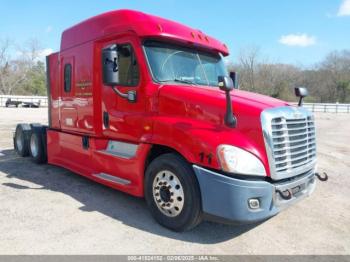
left=0, top=107, right=349, bottom=255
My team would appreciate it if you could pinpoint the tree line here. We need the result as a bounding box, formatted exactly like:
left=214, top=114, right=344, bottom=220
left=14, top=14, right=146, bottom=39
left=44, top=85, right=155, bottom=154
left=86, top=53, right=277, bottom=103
left=0, top=39, right=46, bottom=96
left=1, top=38, right=349, bottom=103
left=228, top=47, right=350, bottom=103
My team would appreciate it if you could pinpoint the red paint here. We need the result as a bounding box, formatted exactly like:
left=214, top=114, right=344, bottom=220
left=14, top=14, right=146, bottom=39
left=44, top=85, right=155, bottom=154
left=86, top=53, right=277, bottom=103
left=46, top=10, right=288, bottom=197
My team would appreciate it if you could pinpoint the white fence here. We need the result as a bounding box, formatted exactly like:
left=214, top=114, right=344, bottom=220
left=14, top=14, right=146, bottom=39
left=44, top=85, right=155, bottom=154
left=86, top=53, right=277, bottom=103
left=299, top=103, right=350, bottom=113
left=0, top=95, right=48, bottom=107
left=1, top=95, right=350, bottom=113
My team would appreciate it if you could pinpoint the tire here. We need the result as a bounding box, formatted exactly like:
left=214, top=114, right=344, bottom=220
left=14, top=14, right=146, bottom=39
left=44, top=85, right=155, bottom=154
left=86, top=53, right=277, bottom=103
left=29, top=127, right=47, bottom=164
left=145, top=153, right=202, bottom=231
left=14, top=124, right=32, bottom=157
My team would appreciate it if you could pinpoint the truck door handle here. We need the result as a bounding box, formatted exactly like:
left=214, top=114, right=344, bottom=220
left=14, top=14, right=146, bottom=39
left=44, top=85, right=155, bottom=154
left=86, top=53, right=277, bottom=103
left=82, top=136, right=89, bottom=150
left=111, top=86, right=137, bottom=103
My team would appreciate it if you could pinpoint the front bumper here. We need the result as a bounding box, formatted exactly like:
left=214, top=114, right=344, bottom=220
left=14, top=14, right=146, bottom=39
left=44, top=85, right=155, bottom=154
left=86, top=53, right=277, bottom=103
left=193, top=165, right=316, bottom=224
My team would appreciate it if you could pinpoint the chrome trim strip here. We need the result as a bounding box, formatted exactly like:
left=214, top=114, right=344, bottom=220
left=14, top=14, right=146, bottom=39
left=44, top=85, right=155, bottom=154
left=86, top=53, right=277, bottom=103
left=99, top=140, right=138, bottom=159
left=97, top=150, right=132, bottom=159
left=93, top=172, right=131, bottom=185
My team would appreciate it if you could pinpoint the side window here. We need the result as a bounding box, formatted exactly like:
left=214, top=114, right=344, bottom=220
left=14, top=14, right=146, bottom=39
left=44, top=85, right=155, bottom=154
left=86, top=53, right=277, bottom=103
left=64, top=64, right=72, bottom=92
left=117, top=44, right=140, bottom=86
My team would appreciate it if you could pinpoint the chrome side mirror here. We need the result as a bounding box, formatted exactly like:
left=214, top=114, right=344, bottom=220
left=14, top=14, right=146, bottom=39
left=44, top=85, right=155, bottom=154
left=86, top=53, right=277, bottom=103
left=229, top=71, right=239, bottom=89
left=102, top=44, right=119, bottom=86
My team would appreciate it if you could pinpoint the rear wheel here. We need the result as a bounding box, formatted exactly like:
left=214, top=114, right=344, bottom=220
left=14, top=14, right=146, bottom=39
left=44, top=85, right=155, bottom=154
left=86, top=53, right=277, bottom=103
left=29, top=128, right=47, bottom=164
left=14, top=124, right=31, bottom=157
left=145, top=153, right=202, bottom=231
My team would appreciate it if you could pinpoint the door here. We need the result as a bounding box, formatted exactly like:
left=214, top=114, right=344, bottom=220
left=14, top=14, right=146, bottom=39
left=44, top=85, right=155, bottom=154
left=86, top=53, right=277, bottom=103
left=101, top=35, right=151, bottom=143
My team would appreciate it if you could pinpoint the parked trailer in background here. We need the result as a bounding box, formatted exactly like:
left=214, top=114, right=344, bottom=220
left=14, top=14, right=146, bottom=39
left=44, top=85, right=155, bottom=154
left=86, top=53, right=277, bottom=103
left=13, top=10, right=326, bottom=231
left=5, top=99, right=22, bottom=107
left=0, top=95, right=47, bottom=107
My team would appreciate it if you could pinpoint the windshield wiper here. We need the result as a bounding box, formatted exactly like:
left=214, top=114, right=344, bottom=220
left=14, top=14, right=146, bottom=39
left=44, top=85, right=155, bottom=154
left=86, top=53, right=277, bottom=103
left=174, top=78, right=197, bottom=85
left=159, top=78, right=197, bottom=85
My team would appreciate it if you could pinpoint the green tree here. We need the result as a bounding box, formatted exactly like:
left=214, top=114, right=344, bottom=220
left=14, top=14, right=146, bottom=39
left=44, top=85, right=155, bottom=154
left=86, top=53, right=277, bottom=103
left=19, top=61, right=46, bottom=95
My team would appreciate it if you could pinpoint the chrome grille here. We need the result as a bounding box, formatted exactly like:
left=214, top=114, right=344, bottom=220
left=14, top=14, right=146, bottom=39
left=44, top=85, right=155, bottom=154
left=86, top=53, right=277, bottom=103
left=261, top=106, right=317, bottom=180
left=272, top=116, right=316, bottom=172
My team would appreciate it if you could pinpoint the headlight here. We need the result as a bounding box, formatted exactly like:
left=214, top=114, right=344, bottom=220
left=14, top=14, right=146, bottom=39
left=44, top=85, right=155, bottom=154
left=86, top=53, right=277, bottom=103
left=217, top=145, right=266, bottom=176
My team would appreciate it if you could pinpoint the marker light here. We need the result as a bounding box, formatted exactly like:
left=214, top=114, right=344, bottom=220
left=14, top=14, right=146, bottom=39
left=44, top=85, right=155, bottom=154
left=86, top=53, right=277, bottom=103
left=157, top=24, right=163, bottom=32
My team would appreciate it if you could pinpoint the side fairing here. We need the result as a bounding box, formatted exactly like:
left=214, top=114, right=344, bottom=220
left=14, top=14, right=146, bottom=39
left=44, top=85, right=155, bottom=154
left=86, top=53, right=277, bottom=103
left=46, top=53, right=60, bottom=129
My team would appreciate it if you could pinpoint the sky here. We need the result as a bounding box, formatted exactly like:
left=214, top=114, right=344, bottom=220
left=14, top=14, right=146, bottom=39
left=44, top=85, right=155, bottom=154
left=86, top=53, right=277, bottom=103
left=1, top=0, right=349, bottom=66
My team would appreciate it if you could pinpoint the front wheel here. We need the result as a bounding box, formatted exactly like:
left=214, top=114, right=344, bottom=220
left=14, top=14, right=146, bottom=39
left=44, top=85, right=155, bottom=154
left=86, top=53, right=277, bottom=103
left=145, top=153, right=202, bottom=231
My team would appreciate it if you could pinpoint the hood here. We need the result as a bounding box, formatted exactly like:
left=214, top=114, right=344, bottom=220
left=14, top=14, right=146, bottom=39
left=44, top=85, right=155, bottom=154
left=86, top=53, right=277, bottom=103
left=158, top=84, right=289, bottom=124
left=231, top=89, right=289, bottom=110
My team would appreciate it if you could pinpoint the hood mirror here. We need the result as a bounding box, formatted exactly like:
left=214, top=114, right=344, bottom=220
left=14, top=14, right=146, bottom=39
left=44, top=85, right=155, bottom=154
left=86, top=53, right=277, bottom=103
left=218, top=76, right=234, bottom=92
left=295, top=87, right=308, bottom=106
left=218, top=76, right=236, bottom=128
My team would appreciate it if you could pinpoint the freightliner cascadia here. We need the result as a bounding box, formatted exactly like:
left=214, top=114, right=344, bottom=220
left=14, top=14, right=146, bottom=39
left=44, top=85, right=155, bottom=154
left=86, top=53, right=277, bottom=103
left=13, top=10, right=327, bottom=231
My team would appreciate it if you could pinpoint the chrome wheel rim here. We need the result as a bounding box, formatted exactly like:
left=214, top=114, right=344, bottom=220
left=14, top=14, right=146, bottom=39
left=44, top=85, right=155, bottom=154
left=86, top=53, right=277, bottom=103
left=152, top=170, right=185, bottom=217
left=30, top=135, right=38, bottom=158
left=16, top=132, right=23, bottom=152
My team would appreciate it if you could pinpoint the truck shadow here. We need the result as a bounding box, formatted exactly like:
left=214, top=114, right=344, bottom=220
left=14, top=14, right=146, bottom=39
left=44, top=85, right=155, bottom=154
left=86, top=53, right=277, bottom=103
left=0, top=149, right=260, bottom=244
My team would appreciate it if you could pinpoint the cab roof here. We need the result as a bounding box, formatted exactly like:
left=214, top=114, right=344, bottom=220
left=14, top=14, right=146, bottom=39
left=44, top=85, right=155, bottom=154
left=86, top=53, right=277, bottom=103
left=60, top=9, right=229, bottom=56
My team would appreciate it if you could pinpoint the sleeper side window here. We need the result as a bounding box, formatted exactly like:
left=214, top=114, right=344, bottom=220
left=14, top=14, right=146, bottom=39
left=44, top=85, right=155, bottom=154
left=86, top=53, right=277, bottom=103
left=117, top=44, right=140, bottom=86
left=64, top=64, right=72, bottom=92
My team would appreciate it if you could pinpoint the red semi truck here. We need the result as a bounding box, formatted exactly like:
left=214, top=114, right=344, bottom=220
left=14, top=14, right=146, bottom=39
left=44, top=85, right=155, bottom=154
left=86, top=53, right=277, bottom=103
left=13, top=10, right=322, bottom=231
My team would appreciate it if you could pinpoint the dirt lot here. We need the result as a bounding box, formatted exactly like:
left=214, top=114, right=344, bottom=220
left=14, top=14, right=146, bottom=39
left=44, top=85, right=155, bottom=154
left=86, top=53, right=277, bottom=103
left=0, top=107, right=349, bottom=255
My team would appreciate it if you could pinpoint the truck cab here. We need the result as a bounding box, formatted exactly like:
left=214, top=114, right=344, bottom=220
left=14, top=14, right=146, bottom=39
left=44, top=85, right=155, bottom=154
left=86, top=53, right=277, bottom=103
left=16, top=10, right=319, bottom=231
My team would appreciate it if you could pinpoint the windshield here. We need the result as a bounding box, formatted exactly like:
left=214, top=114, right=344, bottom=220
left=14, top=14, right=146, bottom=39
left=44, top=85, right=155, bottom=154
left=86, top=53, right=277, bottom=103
left=144, top=41, right=228, bottom=87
